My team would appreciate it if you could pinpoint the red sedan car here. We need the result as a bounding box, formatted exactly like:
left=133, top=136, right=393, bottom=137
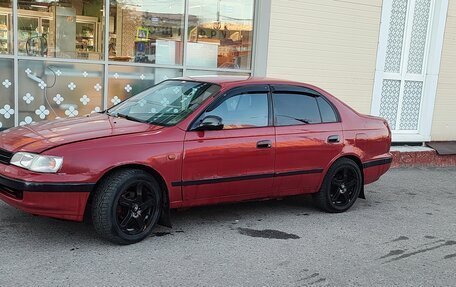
left=0, top=77, right=392, bottom=244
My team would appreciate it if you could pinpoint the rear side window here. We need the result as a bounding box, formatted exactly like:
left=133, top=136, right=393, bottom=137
left=273, top=93, right=322, bottom=126
left=317, top=97, right=338, bottom=123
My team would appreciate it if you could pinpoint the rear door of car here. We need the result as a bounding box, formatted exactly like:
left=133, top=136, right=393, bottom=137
left=271, top=85, right=344, bottom=196
left=181, top=85, right=276, bottom=203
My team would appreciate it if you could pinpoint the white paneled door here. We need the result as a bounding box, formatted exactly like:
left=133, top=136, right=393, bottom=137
left=372, top=0, right=448, bottom=142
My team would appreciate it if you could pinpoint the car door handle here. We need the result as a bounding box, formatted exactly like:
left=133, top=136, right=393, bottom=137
left=327, top=135, right=340, bottom=143
left=257, top=140, right=272, bottom=149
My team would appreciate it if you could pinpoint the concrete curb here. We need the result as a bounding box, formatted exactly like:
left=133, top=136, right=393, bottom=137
left=391, top=150, right=456, bottom=168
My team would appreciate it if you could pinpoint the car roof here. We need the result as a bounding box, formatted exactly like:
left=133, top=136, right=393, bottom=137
left=173, top=76, right=357, bottom=120
left=175, top=76, right=309, bottom=88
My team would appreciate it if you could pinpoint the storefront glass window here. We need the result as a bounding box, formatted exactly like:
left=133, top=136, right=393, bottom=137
left=185, top=69, right=250, bottom=77
left=188, top=0, right=254, bottom=70
left=0, top=0, right=256, bottom=128
left=0, top=1, right=12, bottom=55
left=17, top=1, right=104, bottom=60
left=108, top=1, right=185, bottom=65
left=108, top=65, right=182, bottom=107
left=18, top=60, right=104, bottom=122
left=0, top=58, right=14, bottom=129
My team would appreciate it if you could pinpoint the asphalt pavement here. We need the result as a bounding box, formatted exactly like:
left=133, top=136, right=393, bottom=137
left=1, top=167, right=456, bottom=287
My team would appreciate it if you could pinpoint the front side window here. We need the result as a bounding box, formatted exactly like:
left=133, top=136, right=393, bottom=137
left=204, top=93, right=269, bottom=129
left=273, top=93, right=322, bottom=126
left=108, top=80, right=220, bottom=126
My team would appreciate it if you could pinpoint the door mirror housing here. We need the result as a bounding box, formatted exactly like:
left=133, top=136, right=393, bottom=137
left=193, top=115, right=224, bottom=131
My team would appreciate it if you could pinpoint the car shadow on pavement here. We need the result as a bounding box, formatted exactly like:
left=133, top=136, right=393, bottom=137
left=158, top=195, right=322, bottom=235
left=0, top=195, right=320, bottom=246
left=172, top=195, right=318, bottom=223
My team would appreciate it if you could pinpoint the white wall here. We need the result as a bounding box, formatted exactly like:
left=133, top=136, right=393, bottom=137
left=431, top=0, right=456, bottom=141
left=266, top=0, right=383, bottom=114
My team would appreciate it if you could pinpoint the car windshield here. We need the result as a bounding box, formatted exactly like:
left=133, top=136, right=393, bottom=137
left=107, top=80, right=220, bottom=126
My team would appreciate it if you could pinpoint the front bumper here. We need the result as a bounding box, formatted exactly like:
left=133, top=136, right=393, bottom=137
left=0, top=174, right=94, bottom=222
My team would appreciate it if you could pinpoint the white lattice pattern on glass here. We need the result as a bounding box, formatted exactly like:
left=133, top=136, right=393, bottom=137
left=20, top=116, right=34, bottom=126
left=407, top=0, right=431, bottom=74
left=111, top=96, right=121, bottom=105
left=23, top=93, right=34, bottom=104
left=0, top=104, right=14, bottom=119
left=379, top=80, right=401, bottom=130
left=399, top=81, right=423, bottom=130
left=35, top=105, right=50, bottom=120
left=384, top=0, right=408, bottom=73
left=2, top=79, right=12, bottom=88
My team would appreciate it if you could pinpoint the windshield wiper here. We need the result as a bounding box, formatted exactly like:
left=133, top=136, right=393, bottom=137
left=148, top=120, right=167, bottom=126
left=146, top=115, right=173, bottom=126
left=115, top=113, right=148, bottom=123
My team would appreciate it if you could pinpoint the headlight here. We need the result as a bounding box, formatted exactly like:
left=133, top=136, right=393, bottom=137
left=10, top=152, right=63, bottom=173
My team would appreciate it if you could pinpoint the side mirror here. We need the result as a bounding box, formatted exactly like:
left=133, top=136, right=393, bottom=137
left=193, top=115, right=224, bottom=131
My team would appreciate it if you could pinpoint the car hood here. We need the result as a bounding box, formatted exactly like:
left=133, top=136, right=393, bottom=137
left=0, top=113, right=162, bottom=153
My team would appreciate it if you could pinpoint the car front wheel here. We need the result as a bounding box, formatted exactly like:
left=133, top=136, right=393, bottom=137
left=313, top=158, right=362, bottom=213
left=92, top=169, right=162, bottom=244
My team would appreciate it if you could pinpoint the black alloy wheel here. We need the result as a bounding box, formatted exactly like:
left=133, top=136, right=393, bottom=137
left=115, top=180, right=159, bottom=236
left=92, top=169, right=162, bottom=244
left=313, top=158, right=362, bottom=213
left=329, top=166, right=360, bottom=209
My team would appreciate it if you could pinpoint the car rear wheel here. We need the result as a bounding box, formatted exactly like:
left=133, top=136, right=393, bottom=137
left=313, top=158, right=362, bottom=213
left=92, top=169, right=162, bottom=244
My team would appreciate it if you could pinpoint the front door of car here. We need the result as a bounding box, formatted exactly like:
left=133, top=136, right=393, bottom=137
left=181, top=85, right=275, bottom=203
left=271, top=85, right=344, bottom=196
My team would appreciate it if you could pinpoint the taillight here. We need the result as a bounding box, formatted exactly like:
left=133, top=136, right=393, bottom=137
left=383, top=120, right=391, bottom=137
left=383, top=120, right=392, bottom=151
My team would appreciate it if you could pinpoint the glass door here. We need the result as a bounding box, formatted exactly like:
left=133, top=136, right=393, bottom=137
left=18, top=16, right=39, bottom=55
left=76, top=16, right=100, bottom=60
left=0, top=13, right=9, bottom=54
left=17, top=10, right=51, bottom=57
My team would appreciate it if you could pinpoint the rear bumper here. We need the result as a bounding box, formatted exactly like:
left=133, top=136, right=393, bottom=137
left=0, top=174, right=93, bottom=222
left=363, top=156, right=393, bottom=184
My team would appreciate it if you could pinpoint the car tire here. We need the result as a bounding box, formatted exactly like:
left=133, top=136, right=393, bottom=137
left=313, top=158, right=362, bottom=213
left=92, top=169, right=162, bottom=244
